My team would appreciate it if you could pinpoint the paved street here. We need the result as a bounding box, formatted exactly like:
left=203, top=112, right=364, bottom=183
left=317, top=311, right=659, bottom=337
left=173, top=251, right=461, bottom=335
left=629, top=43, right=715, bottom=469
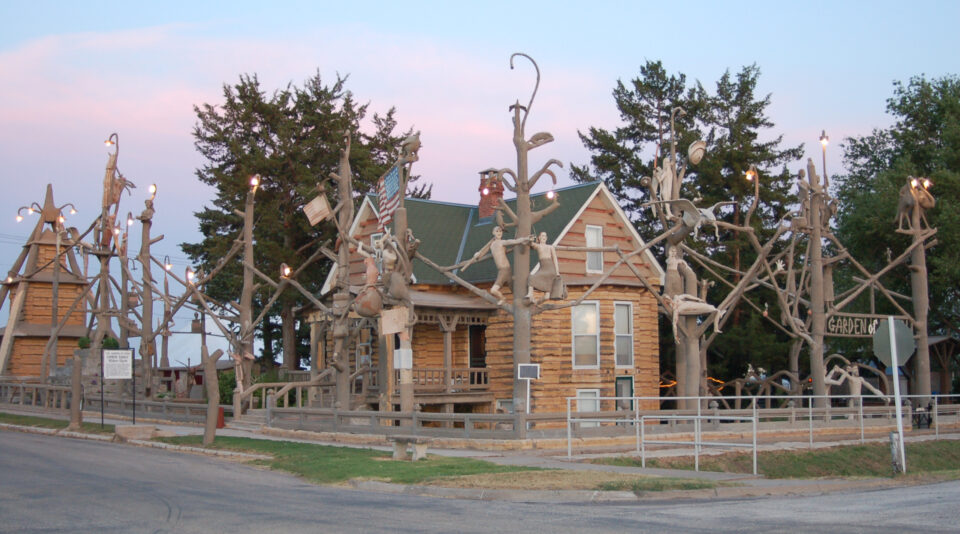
left=2, top=430, right=958, bottom=533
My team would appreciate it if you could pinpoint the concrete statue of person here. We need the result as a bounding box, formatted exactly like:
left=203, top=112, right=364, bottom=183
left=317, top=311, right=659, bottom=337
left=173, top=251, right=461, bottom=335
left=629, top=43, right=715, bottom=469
left=527, top=231, right=566, bottom=303
left=824, top=363, right=888, bottom=406
left=462, top=225, right=533, bottom=305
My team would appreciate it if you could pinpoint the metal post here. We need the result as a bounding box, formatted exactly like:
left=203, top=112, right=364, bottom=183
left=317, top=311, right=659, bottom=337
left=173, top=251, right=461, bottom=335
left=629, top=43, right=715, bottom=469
left=934, top=396, right=939, bottom=438
left=808, top=399, right=813, bottom=448
left=641, top=416, right=646, bottom=468
left=694, top=417, right=700, bottom=472
left=889, top=316, right=907, bottom=473
left=859, top=397, right=865, bottom=444
left=752, top=402, right=758, bottom=476
left=635, top=397, right=640, bottom=454
left=566, top=398, right=572, bottom=458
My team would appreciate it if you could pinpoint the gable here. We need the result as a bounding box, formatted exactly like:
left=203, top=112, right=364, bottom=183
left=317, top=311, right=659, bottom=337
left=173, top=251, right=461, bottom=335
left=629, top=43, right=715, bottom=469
left=320, top=181, right=664, bottom=294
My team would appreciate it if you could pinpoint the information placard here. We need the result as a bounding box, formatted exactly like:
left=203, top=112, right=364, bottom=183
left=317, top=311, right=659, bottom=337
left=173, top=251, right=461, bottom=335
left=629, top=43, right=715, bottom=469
left=103, top=349, right=133, bottom=379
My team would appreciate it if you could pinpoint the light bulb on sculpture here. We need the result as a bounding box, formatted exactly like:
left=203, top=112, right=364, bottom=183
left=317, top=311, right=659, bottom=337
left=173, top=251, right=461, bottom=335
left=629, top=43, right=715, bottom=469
left=911, top=177, right=919, bottom=188
left=163, top=255, right=172, bottom=271
left=280, top=263, right=292, bottom=278
left=922, top=178, right=932, bottom=189
left=15, top=214, right=23, bottom=223
left=546, top=190, right=556, bottom=200
left=149, top=184, right=157, bottom=198
left=186, top=267, right=195, bottom=284
left=250, top=174, right=260, bottom=190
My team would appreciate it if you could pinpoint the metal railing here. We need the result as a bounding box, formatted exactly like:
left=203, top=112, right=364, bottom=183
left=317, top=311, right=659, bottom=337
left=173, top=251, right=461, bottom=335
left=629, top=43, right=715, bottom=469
left=565, top=393, right=960, bottom=461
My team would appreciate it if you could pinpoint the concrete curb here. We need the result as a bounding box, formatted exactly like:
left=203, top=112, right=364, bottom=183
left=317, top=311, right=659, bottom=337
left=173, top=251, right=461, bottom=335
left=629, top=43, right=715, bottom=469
left=348, top=480, right=639, bottom=502
left=0, top=420, right=928, bottom=504
left=126, top=439, right=273, bottom=461
left=0, top=422, right=271, bottom=461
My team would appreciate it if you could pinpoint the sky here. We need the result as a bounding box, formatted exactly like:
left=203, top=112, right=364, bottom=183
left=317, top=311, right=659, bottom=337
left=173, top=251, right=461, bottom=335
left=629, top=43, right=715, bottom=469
left=1, top=1, right=957, bottom=361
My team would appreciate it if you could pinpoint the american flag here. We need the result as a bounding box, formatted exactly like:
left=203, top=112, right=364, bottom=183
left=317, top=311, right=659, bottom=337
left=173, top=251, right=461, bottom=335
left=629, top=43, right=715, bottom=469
left=377, top=164, right=401, bottom=232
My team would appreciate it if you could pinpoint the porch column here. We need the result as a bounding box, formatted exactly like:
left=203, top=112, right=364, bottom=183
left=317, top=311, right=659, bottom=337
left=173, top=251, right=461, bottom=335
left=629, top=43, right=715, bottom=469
left=438, top=314, right=459, bottom=393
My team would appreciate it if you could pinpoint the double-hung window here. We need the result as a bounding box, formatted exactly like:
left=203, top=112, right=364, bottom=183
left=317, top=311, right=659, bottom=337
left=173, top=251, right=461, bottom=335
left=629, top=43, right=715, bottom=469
left=585, top=225, right=603, bottom=273
left=614, top=302, right=633, bottom=367
left=572, top=302, right=600, bottom=368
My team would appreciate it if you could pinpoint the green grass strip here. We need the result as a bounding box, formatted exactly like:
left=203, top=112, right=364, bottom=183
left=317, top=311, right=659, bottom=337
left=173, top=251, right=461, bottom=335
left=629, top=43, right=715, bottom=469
left=0, top=411, right=115, bottom=434
left=160, top=435, right=538, bottom=485
left=594, top=440, right=960, bottom=478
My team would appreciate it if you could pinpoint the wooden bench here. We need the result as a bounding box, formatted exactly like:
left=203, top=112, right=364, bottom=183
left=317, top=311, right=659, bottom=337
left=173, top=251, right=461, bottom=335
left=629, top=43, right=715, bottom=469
left=388, top=435, right=432, bottom=461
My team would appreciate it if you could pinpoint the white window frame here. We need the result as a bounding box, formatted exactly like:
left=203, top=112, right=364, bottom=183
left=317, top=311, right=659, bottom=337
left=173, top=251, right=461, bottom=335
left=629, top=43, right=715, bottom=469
left=585, top=224, right=604, bottom=273
left=571, top=301, right=600, bottom=369
left=614, top=301, right=634, bottom=368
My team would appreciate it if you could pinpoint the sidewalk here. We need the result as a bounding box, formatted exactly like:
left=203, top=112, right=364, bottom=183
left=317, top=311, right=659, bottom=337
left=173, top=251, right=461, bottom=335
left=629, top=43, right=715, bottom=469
left=1, top=406, right=950, bottom=503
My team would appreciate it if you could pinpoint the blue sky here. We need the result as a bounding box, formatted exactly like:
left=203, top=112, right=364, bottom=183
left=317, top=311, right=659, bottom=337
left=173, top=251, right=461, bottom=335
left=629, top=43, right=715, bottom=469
left=1, top=1, right=957, bottom=355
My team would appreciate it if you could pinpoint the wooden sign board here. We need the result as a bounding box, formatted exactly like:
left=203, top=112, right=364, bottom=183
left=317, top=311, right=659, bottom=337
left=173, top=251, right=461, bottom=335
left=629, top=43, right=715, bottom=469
left=826, top=314, right=878, bottom=338
left=302, top=195, right=332, bottom=226
left=380, top=307, right=408, bottom=335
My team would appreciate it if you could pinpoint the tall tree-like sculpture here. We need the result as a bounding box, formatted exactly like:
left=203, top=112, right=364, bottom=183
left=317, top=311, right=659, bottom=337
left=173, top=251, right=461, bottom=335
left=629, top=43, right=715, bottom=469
left=491, top=54, right=562, bottom=412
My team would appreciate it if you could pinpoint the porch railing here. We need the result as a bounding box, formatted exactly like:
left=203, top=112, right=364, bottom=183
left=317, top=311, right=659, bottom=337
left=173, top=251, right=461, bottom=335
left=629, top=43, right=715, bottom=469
left=394, top=367, right=489, bottom=392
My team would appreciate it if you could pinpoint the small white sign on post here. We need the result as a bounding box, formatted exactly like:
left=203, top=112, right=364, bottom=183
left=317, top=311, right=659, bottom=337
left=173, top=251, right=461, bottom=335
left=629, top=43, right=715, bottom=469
left=302, top=195, right=332, bottom=226
left=380, top=307, right=408, bottom=335
left=103, top=349, right=133, bottom=380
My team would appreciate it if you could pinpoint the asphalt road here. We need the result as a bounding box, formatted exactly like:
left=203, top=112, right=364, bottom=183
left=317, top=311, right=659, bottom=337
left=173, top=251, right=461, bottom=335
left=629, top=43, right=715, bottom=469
left=2, top=430, right=958, bottom=533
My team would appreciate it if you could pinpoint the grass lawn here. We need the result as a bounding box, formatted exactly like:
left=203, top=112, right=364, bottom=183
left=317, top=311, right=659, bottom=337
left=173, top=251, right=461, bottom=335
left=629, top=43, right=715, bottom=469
left=593, top=440, right=960, bottom=479
left=0, top=411, right=115, bottom=434
left=160, top=435, right=721, bottom=493
left=161, top=435, right=538, bottom=485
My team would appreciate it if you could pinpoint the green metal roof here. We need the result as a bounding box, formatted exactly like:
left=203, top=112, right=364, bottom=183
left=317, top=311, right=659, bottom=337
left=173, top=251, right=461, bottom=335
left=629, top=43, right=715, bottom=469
left=385, top=181, right=602, bottom=285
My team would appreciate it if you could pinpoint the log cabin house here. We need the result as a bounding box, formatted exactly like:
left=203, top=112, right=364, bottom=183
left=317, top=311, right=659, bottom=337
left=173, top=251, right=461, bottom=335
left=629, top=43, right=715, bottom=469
left=0, top=186, right=87, bottom=379
left=306, top=179, right=664, bottom=416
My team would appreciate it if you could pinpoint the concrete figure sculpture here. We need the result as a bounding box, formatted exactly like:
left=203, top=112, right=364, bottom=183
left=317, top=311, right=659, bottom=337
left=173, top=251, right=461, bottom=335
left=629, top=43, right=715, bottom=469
left=462, top=225, right=532, bottom=305
left=527, top=231, right=566, bottom=303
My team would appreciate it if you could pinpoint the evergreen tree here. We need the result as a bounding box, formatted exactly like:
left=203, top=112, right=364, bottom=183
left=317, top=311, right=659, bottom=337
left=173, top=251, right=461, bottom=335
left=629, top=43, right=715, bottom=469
left=836, top=75, right=960, bottom=337
left=574, top=62, right=803, bottom=381
left=182, top=73, right=412, bottom=368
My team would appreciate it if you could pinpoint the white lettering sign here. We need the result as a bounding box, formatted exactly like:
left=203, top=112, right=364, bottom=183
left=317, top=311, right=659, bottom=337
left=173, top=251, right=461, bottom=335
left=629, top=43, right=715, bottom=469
left=826, top=315, right=878, bottom=337
left=103, top=349, right=133, bottom=379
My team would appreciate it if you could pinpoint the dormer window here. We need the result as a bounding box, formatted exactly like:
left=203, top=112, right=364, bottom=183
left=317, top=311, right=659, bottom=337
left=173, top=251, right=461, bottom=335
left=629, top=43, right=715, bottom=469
left=585, top=225, right=603, bottom=273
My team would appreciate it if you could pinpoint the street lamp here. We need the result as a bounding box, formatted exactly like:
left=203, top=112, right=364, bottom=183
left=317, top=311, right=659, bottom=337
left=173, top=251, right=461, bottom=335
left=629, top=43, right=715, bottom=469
left=819, top=130, right=829, bottom=189
left=163, top=255, right=173, bottom=271
left=279, top=263, right=292, bottom=278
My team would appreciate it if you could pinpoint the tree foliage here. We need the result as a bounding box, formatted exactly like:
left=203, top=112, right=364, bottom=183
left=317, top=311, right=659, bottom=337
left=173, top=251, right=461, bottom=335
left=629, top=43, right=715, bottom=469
left=573, top=61, right=803, bottom=380
left=182, top=73, right=413, bottom=366
left=836, top=74, right=960, bottom=335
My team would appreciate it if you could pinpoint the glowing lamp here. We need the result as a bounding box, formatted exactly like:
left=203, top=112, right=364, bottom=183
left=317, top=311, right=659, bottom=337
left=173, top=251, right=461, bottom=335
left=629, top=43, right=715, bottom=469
left=15, top=215, right=23, bottom=222
left=546, top=190, right=556, bottom=200
left=280, top=263, right=292, bottom=278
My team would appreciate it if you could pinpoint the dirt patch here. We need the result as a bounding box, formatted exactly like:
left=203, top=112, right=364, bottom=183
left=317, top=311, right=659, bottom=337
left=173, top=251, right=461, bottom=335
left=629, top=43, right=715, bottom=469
left=425, top=470, right=666, bottom=490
